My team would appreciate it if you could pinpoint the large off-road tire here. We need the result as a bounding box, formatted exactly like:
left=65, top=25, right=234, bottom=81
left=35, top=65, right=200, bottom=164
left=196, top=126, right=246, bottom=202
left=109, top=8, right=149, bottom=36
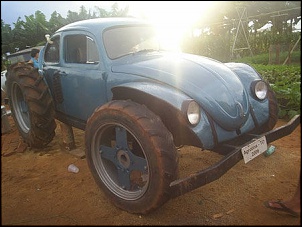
left=85, top=100, right=179, bottom=214
left=6, top=62, right=56, bottom=148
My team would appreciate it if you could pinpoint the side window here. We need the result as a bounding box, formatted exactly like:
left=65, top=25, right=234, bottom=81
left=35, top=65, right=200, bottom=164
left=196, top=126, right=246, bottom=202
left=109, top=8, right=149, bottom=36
left=87, top=37, right=99, bottom=63
left=44, top=36, right=60, bottom=63
left=64, top=34, right=99, bottom=64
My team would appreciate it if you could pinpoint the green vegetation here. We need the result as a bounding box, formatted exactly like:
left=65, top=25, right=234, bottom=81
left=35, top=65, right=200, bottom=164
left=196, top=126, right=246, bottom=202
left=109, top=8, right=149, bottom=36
left=239, top=61, right=301, bottom=120
left=233, top=50, right=301, bottom=65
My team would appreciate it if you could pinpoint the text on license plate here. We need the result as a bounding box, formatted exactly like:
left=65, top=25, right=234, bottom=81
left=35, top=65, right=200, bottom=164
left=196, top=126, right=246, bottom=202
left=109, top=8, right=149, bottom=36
left=241, top=136, right=267, bottom=164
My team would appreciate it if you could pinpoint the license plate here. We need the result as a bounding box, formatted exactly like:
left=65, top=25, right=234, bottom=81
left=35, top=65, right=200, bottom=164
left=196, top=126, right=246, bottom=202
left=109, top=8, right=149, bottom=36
left=241, top=136, right=267, bottom=164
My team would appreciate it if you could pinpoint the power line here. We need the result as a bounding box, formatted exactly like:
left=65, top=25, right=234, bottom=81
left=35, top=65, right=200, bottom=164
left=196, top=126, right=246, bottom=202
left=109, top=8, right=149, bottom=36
left=194, top=7, right=301, bottom=29
left=247, top=7, right=301, bottom=20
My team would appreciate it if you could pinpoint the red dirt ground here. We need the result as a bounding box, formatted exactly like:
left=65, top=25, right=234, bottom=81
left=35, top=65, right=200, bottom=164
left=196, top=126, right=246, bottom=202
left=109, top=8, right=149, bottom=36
left=1, top=105, right=301, bottom=225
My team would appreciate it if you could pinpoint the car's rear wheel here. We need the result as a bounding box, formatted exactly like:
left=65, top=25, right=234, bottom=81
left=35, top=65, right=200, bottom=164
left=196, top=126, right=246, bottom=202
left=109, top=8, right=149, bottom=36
left=6, top=62, right=56, bottom=148
left=85, top=100, right=179, bottom=214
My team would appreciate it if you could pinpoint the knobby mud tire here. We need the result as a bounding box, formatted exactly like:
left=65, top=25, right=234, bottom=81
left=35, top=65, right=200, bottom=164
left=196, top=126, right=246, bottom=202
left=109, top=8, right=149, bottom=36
left=6, top=62, right=56, bottom=148
left=85, top=100, right=179, bottom=214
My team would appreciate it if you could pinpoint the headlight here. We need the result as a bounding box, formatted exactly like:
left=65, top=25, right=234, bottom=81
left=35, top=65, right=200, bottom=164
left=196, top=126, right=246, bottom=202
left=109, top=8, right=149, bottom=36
left=186, top=100, right=200, bottom=126
left=251, top=80, right=267, bottom=100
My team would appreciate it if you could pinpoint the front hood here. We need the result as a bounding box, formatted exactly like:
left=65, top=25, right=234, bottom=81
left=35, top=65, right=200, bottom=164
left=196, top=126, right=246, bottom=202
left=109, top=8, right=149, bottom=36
left=112, top=52, right=249, bottom=130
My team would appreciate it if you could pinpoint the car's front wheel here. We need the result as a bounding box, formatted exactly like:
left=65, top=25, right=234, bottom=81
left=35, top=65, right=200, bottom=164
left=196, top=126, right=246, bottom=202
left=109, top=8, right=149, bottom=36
left=85, top=100, right=179, bottom=214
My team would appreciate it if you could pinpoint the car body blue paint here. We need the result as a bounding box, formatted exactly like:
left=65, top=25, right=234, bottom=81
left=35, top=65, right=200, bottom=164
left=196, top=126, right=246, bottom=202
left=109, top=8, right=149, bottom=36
left=38, top=18, right=272, bottom=150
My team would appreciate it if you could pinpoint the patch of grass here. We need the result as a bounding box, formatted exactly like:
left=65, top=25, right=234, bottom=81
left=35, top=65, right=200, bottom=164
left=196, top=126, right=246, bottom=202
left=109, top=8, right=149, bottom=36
left=233, top=51, right=300, bottom=66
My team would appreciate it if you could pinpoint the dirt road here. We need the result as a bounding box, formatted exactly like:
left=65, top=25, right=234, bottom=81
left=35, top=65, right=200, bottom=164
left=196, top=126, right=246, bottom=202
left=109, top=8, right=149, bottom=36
left=1, top=109, right=300, bottom=225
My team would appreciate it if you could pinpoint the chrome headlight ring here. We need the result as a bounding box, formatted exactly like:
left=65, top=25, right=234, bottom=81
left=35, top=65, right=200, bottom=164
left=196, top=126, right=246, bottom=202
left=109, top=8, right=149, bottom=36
left=251, top=80, right=268, bottom=100
left=182, top=100, right=201, bottom=126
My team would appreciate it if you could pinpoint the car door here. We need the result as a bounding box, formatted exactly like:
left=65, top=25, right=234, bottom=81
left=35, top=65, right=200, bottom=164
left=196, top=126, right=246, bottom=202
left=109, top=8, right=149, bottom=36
left=43, top=32, right=108, bottom=123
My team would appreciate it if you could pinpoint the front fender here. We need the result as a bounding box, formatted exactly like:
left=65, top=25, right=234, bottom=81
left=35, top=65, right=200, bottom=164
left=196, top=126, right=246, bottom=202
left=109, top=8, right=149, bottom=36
left=224, top=62, right=264, bottom=87
left=225, top=63, right=270, bottom=126
left=112, top=81, right=192, bottom=111
left=112, top=81, right=203, bottom=147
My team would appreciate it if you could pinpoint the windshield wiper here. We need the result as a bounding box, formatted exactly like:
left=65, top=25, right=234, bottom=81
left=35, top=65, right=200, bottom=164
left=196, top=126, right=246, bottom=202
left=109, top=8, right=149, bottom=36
left=133, top=49, right=157, bottom=54
left=114, top=49, right=159, bottom=60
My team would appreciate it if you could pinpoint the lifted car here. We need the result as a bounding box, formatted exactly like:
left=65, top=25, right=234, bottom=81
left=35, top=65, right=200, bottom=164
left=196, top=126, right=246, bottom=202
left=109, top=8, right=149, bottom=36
left=6, top=18, right=300, bottom=214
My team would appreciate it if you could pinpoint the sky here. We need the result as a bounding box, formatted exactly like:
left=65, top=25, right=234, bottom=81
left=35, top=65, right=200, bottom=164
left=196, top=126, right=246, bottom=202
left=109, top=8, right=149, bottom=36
left=1, top=1, right=126, bottom=25
left=1, top=1, right=214, bottom=25
left=1, top=1, right=300, bottom=50
left=1, top=1, right=216, bottom=50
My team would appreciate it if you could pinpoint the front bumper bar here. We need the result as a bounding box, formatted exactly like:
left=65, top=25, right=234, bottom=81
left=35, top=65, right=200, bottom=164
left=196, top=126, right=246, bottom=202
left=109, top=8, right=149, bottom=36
left=169, top=115, right=300, bottom=199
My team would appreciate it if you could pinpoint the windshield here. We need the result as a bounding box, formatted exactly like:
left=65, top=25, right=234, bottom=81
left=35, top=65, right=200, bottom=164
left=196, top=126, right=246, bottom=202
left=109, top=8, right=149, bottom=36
left=103, top=25, right=160, bottom=60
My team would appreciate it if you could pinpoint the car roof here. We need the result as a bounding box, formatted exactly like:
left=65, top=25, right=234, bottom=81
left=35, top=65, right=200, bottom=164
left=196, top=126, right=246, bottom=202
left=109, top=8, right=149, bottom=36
left=56, top=17, right=151, bottom=34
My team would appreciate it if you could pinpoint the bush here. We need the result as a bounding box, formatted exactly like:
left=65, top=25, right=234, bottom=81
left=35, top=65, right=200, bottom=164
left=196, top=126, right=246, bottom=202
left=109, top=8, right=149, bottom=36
left=232, top=50, right=300, bottom=120
left=252, top=64, right=301, bottom=120
left=233, top=50, right=301, bottom=65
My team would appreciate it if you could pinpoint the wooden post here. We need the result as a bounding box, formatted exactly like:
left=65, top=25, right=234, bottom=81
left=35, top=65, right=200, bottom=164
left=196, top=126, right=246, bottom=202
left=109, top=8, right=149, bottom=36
left=283, top=36, right=301, bottom=65
left=59, top=122, right=76, bottom=151
left=1, top=105, right=11, bottom=134
left=287, top=43, right=292, bottom=65
left=275, top=44, right=280, bottom=65
left=268, top=44, right=274, bottom=64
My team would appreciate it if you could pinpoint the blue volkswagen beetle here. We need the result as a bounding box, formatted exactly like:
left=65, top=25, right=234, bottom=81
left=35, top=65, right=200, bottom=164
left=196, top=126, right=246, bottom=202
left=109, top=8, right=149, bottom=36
left=6, top=18, right=300, bottom=214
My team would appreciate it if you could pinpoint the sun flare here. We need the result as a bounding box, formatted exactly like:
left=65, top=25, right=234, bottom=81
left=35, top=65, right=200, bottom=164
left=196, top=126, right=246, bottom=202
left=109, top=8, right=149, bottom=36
left=126, top=1, right=216, bottom=51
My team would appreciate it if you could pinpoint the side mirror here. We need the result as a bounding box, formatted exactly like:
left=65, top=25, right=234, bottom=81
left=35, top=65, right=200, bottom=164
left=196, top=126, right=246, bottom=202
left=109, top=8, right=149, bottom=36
left=45, top=34, right=53, bottom=44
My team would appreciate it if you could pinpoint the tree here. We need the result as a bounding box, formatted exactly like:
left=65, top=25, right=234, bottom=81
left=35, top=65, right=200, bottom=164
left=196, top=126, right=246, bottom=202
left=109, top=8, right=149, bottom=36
left=1, top=20, right=13, bottom=55
left=110, top=2, right=129, bottom=17
left=49, top=11, right=67, bottom=34
left=11, top=17, right=27, bottom=51
left=94, top=6, right=110, bottom=17
left=182, top=1, right=301, bottom=61
left=94, top=2, right=129, bottom=17
left=22, top=11, right=49, bottom=47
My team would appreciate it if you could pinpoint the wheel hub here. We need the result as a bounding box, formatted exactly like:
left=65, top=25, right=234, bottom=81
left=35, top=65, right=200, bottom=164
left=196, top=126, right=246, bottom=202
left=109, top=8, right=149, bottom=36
left=117, top=149, right=130, bottom=169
